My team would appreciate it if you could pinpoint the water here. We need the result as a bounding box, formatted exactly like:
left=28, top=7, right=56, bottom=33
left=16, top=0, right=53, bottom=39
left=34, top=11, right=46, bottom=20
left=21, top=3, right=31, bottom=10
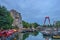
left=22, top=32, right=52, bottom=40
left=25, top=33, right=45, bottom=40
left=5, top=31, right=60, bottom=40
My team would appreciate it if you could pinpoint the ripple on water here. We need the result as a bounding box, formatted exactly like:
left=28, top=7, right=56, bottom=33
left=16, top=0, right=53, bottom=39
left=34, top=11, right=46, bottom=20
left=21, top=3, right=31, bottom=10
left=25, top=32, right=45, bottom=40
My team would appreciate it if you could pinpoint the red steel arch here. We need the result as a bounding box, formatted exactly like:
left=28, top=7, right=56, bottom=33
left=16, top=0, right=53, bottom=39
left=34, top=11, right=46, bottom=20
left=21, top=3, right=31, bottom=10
left=44, top=16, right=50, bottom=25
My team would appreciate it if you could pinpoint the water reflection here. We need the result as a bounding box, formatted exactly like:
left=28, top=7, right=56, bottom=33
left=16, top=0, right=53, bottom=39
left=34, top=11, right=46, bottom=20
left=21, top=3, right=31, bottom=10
left=14, top=31, right=60, bottom=40
left=22, top=31, right=39, bottom=40
left=25, top=32, right=45, bottom=40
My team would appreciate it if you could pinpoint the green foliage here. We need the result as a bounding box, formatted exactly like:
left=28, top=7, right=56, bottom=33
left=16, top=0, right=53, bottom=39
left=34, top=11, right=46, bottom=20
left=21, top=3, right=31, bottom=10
left=0, top=6, right=13, bottom=29
left=22, top=33, right=29, bottom=40
left=22, top=21, right=40, bottom=28
left=22, top=21, right=32, bottom=28
left=32, top=23, right=39, bottom=28
left=55, top=21, right=60, bottom=27
left=22, top=31, right=39, bottom=40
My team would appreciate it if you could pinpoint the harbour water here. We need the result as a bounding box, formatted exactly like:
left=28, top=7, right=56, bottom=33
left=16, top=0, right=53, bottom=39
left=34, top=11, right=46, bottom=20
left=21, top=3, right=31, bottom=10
left=1, top=31, right=60, bottom=40
left=12, top=31, right=60, bottom=40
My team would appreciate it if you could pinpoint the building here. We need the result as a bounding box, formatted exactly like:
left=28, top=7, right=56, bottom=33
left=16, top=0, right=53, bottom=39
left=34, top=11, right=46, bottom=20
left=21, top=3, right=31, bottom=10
left=10, top=9, right=23, bottom=28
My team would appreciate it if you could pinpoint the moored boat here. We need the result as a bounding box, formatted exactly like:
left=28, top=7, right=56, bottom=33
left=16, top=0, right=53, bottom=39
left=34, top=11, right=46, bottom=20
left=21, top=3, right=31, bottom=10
left=52, top=35, right=60, bottom=39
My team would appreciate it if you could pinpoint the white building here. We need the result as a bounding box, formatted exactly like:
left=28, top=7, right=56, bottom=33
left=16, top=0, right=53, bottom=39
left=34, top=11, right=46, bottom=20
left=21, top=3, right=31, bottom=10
left=10, top=9, right=23, bottom=28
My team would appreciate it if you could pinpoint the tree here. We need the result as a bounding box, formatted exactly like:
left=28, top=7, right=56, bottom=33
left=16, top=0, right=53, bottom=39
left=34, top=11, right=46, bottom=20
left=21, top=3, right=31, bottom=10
left=32, top=23, right=39, bottom=28
left=22, top=21, right=32, bottom=28
left=0, top=6, right=13, bottom=29
left=22, top=21, right=28, bottom=28
left=22, top=21, right=40, bottom=28
left=55, top=21, right=60, bottom=27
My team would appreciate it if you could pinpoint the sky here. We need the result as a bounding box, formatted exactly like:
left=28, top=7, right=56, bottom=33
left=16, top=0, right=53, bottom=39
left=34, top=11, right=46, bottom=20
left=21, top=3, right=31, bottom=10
left=0, top=0, right=60, bottom=25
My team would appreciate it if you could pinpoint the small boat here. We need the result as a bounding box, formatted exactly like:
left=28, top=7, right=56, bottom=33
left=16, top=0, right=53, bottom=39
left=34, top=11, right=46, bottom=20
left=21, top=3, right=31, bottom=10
left=41, top=30, right=52, bottom=36
left=52, top=31, right=60, bottom=39
left=52, top=35, right=60, bottom=39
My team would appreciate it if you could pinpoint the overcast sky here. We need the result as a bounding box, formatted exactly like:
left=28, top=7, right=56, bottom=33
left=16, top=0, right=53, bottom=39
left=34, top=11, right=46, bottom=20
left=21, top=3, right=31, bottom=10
left=0, top=0, right=60, bottom=25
